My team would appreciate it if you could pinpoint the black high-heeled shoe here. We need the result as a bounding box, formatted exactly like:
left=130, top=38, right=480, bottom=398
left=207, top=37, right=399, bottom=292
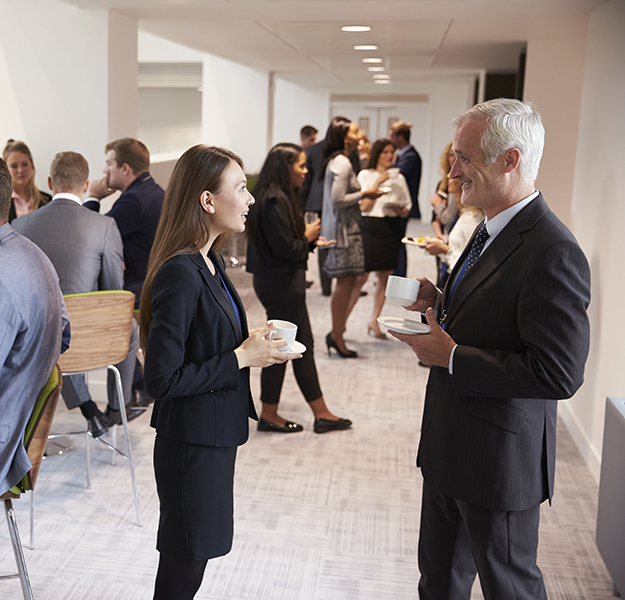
left=326, top=333, right=358, bottom=358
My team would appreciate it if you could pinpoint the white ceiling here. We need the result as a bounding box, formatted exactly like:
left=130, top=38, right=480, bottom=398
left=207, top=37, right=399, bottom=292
left=63, top=0, right=606, bottom=93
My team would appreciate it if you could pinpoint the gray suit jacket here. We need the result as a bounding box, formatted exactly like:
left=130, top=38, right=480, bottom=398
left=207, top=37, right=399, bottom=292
left=417, top=194, right=591, bottom=511
left=0, top=224, right=64, bottom=495
left=13, top=197, right=124, bottom=294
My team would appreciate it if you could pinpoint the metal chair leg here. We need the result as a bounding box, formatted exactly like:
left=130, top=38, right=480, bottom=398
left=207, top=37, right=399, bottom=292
left=84, top=425, right=91, bottom=489
left=29, top=491, right=34, bottom=551
left=2, top=499, right=34, bottom=600
left=109, top=365, right=142, bottom=527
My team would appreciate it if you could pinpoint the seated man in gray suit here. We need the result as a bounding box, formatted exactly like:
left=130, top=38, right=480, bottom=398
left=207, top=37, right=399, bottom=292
left=13, top=152, right=140, bottom=436
left=0, top=157, right=66, bottom=495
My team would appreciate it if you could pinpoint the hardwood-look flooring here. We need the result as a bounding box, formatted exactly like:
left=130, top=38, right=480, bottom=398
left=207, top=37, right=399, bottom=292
left=1, top=222, right=615, bottom=599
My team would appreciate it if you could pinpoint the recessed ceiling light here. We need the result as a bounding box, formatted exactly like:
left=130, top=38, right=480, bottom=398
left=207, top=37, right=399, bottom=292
left=341, top=25, right=371, bottom=32
left=362, top=58, right=383, bottom=64
left=354, top=45, right=378, bottom=51
left=372, top=74, right=390, bottom=79
left=374, top=80, right=391, bottom=85
left=367, top=66, right=386, bottom=72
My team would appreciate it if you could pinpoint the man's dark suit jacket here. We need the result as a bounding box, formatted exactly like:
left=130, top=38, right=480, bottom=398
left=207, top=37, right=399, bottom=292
left=418, top=194, right=591, bottom=511
left=300, top=140, right=324, bottom=212
left=85, top=172, right=164, bottom=306
left=393, top=145, right=421, bottom=219
left=144, top=251, right=258, bottom=448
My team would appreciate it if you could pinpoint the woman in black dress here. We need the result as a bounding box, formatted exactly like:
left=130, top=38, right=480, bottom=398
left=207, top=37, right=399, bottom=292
left=246, top=143, right=352, bottom=434
left=140, top=145, right=298, bottom=600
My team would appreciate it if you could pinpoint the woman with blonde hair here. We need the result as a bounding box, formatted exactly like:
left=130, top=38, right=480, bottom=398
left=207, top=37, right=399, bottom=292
left=2, top=139, right=51, bottom=221
left=140, top=145, right=299, bottom=600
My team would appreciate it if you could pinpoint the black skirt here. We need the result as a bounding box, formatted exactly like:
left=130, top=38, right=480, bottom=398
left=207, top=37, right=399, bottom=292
left=154, top=434, right=238, bottom=561
left=360, top=216, right=403, bottom=272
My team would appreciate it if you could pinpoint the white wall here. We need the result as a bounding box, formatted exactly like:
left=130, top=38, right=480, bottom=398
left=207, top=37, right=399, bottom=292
left=272, top=77, right=330, bottom=146
left=201, top=53, right=269, bottom=174
left=138, top=88, right=202, bottom=155
left=524, top=37, right=587, bottom=228
left=0, top=1, right=106, bottom=186
left=0, top=0, right=137, bottom=188
left=557, top=0, right=625, bottom=482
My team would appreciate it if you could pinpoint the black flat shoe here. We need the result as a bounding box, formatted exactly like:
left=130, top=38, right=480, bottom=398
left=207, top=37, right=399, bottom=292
left=314, top=417, right=353, bottom=434
left=257, top=417, right=303, bottom=433
left=326, top=333, right=358, bottom=358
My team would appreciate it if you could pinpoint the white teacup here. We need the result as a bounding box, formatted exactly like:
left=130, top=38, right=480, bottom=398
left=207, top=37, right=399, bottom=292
left=267, top=319, right=297, bottom=349
left=385, top=276, right=420, bottom=306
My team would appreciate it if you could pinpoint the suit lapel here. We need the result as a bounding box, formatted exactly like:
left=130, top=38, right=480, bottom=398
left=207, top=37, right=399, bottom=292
left=441, top=194, right=548, bottom=330
left=189, top=252, right=245, bottom=344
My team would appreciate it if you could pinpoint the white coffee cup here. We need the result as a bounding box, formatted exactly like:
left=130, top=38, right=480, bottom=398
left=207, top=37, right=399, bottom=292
left=385, top=276, right=420, bottom=306
left=267, top=319, right=297, bottom=349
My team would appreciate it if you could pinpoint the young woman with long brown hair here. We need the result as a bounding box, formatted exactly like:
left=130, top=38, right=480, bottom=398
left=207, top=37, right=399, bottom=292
left=140, top=145, right=298, bottom=600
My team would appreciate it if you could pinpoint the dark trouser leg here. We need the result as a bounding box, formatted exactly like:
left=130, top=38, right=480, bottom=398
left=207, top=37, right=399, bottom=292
left=418, top=481, right=477, bottom=600
left=106, top=319, right=139, bottom=410
left=318, top=247, right=332, bottom=295
left=393, top=217, right=408, bottom=277
left=61, top=374, right=91, bottom=409
left=153, top=553, right=208, bottom=600
left=456, top=499, right=547, bottom=600
left=254, top=271, right=322, bottom=404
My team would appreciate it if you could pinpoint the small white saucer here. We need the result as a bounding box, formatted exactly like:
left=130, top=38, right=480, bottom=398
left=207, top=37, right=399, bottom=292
left=377, top=317, right=430, bottom=335
left=279, top=340, right=307, bottom=355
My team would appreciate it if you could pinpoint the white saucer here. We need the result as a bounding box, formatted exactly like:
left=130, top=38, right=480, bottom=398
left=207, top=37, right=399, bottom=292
left=377, top=316, right=430, bottom=335
left=279, top=340, right=307, bottom=355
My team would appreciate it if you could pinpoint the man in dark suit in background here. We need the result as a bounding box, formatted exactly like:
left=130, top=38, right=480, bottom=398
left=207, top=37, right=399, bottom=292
left=13, top=152, right=139, bottom=433
left=300, top=125, right=318, bottom=152
left=300, top=137, right=332, bottom=296
left=85, top=138, right=165, bottom=406
left=85, top=138, right=164, bottom=308
left=389, top=121, right=421, bottom=277
left=392, top=99, right=591, bottom=599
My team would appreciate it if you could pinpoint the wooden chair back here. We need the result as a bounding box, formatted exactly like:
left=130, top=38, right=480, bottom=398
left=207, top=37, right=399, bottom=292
left=58, top=291, right=135, bottom=374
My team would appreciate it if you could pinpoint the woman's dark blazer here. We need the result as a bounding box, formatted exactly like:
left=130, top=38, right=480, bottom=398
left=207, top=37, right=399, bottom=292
left=144, top=250, right=258, bottom=448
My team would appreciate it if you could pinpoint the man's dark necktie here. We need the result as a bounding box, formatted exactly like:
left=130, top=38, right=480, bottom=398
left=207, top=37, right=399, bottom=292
left=441, top=221, right=490, bottom=330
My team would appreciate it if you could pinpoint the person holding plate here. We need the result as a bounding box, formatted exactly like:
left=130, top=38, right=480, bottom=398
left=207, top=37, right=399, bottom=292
left=351, top=138, right=412, bottom=338
left=246, top=143, right=352, bottom=434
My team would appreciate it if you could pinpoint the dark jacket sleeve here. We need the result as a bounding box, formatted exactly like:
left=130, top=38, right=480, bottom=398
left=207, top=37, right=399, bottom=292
left=263, top=198, right=310, bottom=263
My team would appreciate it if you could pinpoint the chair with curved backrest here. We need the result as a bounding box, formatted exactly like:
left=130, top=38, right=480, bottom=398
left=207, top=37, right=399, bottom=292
left=1, top=364, right=63, bottom=600
left=55, top=290, right=142, bottom=526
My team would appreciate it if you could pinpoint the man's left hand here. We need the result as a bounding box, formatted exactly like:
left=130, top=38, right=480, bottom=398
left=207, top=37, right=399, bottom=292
left=389, top=308, right=456, bottom=368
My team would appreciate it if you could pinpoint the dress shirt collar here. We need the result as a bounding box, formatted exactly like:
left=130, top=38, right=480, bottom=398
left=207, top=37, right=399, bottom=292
left=396, top=145, right=411, bottom=159
left=52, top=192, right=82, bottom=205
left=484, top=190, right=540, bottom=241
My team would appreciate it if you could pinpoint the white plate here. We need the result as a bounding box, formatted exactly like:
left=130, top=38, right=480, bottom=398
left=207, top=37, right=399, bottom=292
left=278, top=340, right=307, bottom=355
left=377, top=317, right=430, bottom=335
left=402, top=236, right=429, bottom=248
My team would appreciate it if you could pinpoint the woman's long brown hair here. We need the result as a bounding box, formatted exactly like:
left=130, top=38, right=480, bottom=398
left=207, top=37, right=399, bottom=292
left=139, top=145, right=243, bottom=351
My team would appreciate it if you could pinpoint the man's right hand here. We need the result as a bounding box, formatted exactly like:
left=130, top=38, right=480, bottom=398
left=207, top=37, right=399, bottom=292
left=403, top=277, right=439, bottom=312
left=87, top=176, right=114, bottom=200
